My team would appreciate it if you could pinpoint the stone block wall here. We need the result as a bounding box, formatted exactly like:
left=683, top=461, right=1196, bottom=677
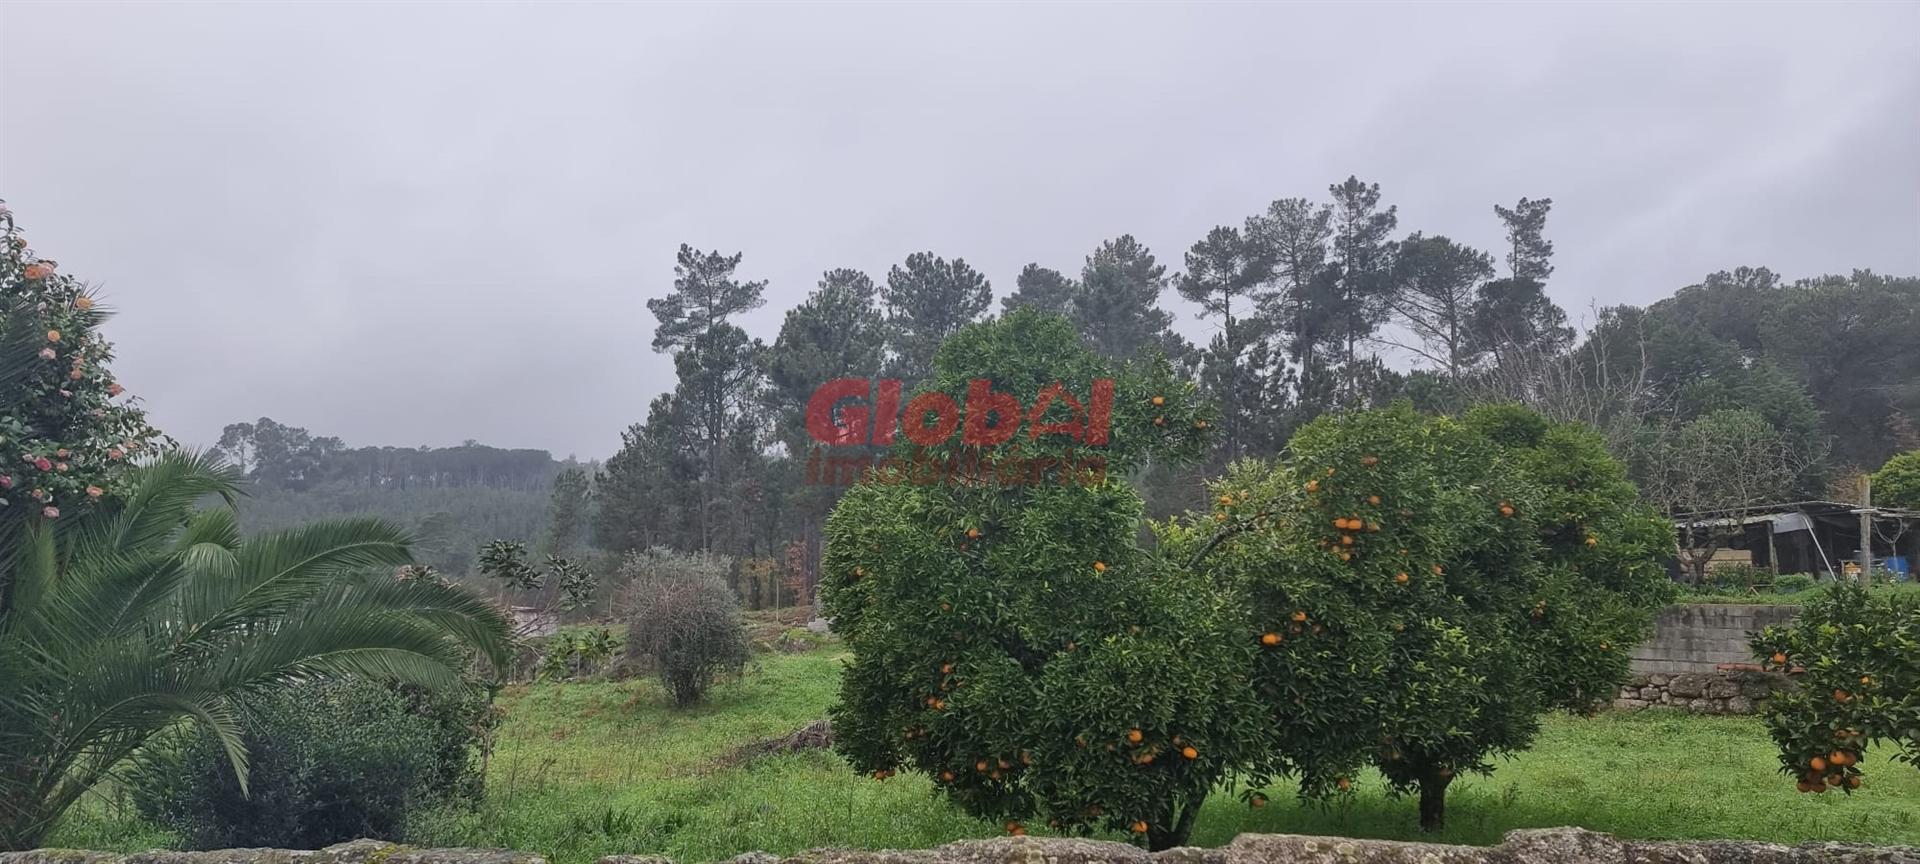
left=1627, top=603, right=1799, bottom=675
left=7, top=829, right=1916, bottom=864
left=1614, top=668, right=1792, bottom=714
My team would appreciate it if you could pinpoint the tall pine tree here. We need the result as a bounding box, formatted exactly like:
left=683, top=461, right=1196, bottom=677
left=882, top=252, right=990, bottom=383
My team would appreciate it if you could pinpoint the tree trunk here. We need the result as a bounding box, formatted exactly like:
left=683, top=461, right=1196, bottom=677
left=1418, top=770, right=1453, bottom=832
left=1145, top=796, right=1203, bottom=851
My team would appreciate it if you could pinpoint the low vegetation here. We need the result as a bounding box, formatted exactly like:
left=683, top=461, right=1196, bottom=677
left=53, top=646, right=1920, bottom=863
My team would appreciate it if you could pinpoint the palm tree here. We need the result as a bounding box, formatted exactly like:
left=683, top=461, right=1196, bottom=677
left=0, top=452, right=512, bottom=850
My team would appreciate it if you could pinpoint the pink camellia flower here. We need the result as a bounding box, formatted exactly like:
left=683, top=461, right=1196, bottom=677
left=86, top=485, right=104, bottom=499
left=108, top=383, right=125, bottom=397
left=55, top=448, right=69, bottom=458
left=68, top=369, right=82, bottom=380
left=46, top=329, right=61, bottom=343
left=58, top=389, right=71, bottom=398
left=108, top=448, right=125, bottom=460
left=23, top=262, right=53, bottom=280
left=30, top=488, right=46, bottom=501
left=42, top=506, right=59, bottom=519
left=74, top=296, right=94, bottom=311
left=55, top=462, right=69, bottom=472
left=32, top=457, right=52, bottom=472
left=37, top=347, right=55, bottom=361
left=0, top=475, right=11, bottom=488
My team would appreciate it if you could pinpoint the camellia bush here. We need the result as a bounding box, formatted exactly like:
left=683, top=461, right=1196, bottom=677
left=0, top=201, right=164, bottom=538
left=1751, top=584, right=1920, bottom=794
left=821, top=310, right=1267, bottom=850
left=1163, top=403, right=1670, bottom=830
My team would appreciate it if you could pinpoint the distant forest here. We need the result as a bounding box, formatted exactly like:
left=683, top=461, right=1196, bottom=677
left=223, top=177, right=1920, bottom=594
left=212, top=418, right=579, bottom=576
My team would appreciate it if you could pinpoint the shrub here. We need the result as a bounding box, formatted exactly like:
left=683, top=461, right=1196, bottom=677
left=129, top=676, right=494, bottom=849
left=621, top=548, right=749, bottom=706
left=821, top=311, right=1247, bottom=851
left=1168, top=403, right=1670, bottom=831
left=1872, top=450, right=1920, bottom=510
left=1751, top=583, right=1920, bottom=793
left=1773, top=573, right=1817, bottom=594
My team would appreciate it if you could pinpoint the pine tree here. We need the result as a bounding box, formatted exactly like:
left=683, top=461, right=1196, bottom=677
left=999, top=263, right=1078, bottom=317
left=1389, top=233, right=1496, bottom=378
left=1177, top=226, right=1273, bottom=460
left=1322, top=177, right=1399, bottom=394
left=881, top=252, right=990, bottom=383
left=1074, top=235, right=1185, bottom=362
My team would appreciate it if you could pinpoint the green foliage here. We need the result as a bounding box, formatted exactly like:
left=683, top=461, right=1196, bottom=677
left=481, top=540, right=598, bottom=613
left=1751, top=583, right=1920, bottom=794
left=1170, top=403, right=1669, bottom=831
left=0, top=203, right=165, bottom=534
left=1871, top=450, right=1920, bottom=510
left=821, top=310, right=1234, bottom=850
left=1773, top=573, right=1817, bottom=594
left=537, top=628, right=622, bottom=681
left=881, top=252, right=991, bottom=382
left=621, top=549, right=749, bottom=707
left=128, top=676, right=493, bottom=849
left=0, top=451, right=511, bottom=850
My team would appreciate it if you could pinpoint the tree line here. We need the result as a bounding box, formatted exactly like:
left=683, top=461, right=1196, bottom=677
left=595, top=176, right=1919, bottom=579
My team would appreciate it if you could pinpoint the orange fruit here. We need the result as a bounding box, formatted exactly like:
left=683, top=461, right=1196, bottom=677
left=1860, top=675, right=1873, bottom=686
left=1368, top=495, right=1381, bottom=505
left=1260, top=632, right=1281, bottom=646
left=1829, top=751, right=1848, bottom=767
left=1834, top=689, right=1851, bottom=703
left=1152, top=395, right=1166, bottom=406
left=1361, top=456, right=1379, bottom=466
left=1336, top=777, right=1351, bottom=791
left=1291, top=610, right=1307, bottom=622
left=1326, top=467, right=1336, bottom=476
left=1305, top=480, right=1319, bottom=493
left=940, top=663, right=954, bottom=674
left=1771, top=652, right=1787, bottom=665
left=940, top=770, right=955, bottom=782
left=1153, top=416, right=1166, bottom=426
left=1250, top=794, right=1267, bottom=808
left=976, top=760, right=990, bottom=772
left=1846, top=775, right=1861, bottom=789
left=966, top=527, right=981, bottom=538
left=1181, top=745, right=1198, bottom=759
left=1810, top=756, right=1828, bottom=772
left=1126, top=728, right=1143, bottom=744
left=1195, top=419, right=1208, bottom=429
left=1130, top=821, right=1149, bottom=834
left=1585, top=536, right=1598, bottom=547
left=1219, top=495, right=1233, bottom=506
left=1094, top=561, right=1107, bottom=572
left=1338, top=552, right=1352, bottom=562
left=1431, top=564, right=1444, bottom=576
left=1395, top=572, right=1409, bottom=585
left=1340, top=534, right=1355, bottom=546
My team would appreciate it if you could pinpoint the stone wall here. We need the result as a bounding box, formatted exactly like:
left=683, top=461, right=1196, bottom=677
left=1614, top=667, right=1792, bottom=714
left=1627, top=603, right=1799, bottom=675
left=8, top=828, right=1917, bottom=864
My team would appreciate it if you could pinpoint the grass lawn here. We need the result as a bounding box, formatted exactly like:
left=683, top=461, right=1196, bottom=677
left=51, top=643, right=1920, bottom=861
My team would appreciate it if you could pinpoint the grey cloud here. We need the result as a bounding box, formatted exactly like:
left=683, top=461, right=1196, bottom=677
left=2, top=1, right=1914, bottom=458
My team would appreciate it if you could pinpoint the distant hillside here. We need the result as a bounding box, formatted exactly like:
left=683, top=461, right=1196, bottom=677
left=213, top=417, right=576, bottom=575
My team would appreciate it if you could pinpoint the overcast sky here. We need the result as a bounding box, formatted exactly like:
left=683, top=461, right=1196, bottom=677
left=2, top=2, right=1916, bottom=460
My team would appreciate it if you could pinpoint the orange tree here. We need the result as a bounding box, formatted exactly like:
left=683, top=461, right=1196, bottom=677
left=1751, top=584, right=1919, bottom=794
left=820, top=310, right=1264, bottom=850
left=1162, top=404, right=1669, bottom=831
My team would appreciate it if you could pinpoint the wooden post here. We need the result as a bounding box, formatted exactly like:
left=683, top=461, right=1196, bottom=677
left=1859, top=474, right=1874, bottom=586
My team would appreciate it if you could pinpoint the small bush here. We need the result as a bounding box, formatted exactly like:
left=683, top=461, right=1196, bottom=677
left=621, top=548, right=750, bottom=706
left=129, top=676, right=493, bottom=849
left=1773, top=573, right=1817, bottom=594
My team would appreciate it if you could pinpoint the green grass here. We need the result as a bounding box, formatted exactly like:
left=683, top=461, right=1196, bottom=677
left=51, top=645, right=1920, bottom=860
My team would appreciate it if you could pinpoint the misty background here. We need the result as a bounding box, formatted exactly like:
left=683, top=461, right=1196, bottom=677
left=2, top=1, right=1916, bottom=460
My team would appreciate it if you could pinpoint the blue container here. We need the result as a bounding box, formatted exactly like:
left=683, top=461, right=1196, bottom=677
left=1884, top=556, right=1910, bottom=580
